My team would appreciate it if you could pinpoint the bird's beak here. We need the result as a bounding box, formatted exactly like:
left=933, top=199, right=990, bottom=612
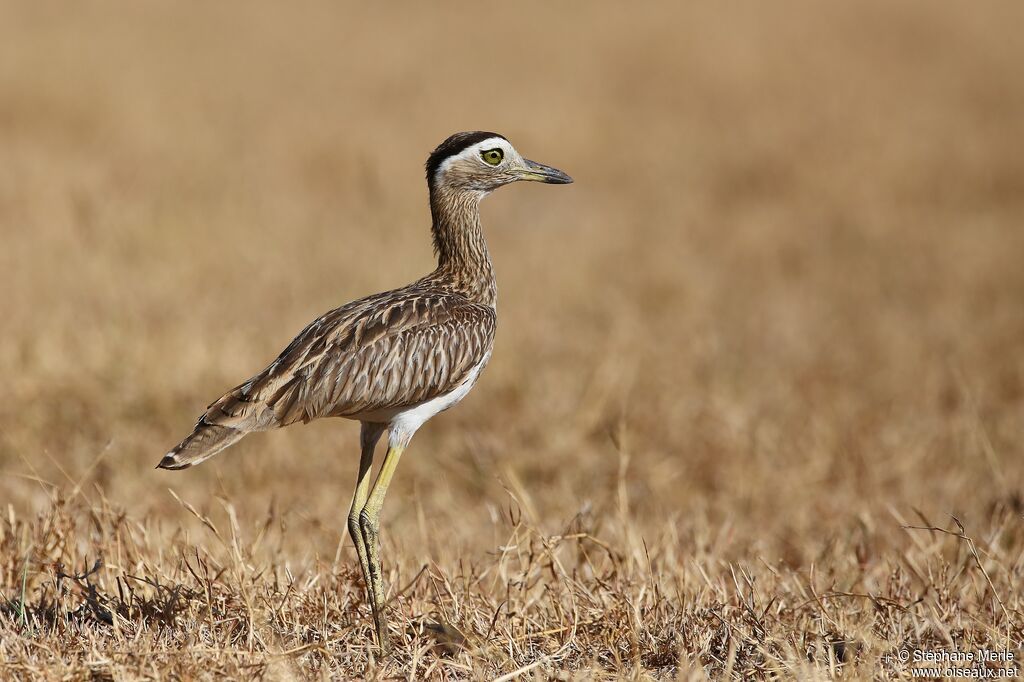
left=518, top=158, right=573, bottom=184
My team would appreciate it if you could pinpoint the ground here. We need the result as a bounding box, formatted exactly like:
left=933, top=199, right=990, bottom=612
left=1, top=2, right=1023, bottom=680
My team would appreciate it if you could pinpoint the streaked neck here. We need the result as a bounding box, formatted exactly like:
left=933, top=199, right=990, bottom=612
left=428, top=187, right=497, bottom=308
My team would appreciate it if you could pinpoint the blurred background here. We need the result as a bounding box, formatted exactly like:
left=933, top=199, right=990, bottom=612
left=2, top=2, right=1023, bottom=567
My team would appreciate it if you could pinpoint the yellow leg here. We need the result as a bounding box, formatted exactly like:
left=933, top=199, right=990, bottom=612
left=348, top=423, right=384, bottom=617
left=359, top=439, right=407, bottom=655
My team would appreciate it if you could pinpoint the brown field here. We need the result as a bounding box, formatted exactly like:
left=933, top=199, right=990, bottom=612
left=2, top=3, right=1023, bottom=680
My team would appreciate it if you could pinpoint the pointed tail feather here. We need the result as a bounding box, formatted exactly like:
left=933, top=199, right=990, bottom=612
left=157, top=420, right=246, bottom=470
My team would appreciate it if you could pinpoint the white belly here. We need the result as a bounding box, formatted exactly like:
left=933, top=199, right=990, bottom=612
left=391, top=352, right=490, bottom=435
left=353, top=351, right=491, bottom=437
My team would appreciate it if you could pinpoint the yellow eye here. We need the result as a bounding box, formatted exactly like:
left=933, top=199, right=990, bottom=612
left=481, top=148, right=504, bottom=166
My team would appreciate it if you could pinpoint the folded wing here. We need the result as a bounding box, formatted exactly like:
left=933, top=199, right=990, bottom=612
left=159, top=289, right=496, bottom=469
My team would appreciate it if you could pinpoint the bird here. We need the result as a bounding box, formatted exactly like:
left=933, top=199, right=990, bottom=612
left=157, top=131, right=572, bottom=654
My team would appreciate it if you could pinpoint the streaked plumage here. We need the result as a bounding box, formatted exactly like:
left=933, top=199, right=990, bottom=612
left=162, top=288, right=496, bottom=468
left=158, top=131, right=571, bottom=654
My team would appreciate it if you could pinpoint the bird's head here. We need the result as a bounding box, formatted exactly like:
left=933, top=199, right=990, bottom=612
left=425, top=131, right=572, bottom=196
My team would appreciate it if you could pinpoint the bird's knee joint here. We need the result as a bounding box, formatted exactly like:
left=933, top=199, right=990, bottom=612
left=347, top=513, right=362, bottom=541
left=359, top=509, right=378, bottom=538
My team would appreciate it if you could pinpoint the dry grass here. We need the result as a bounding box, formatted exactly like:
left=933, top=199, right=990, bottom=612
left=2, top=2, right=1024, bottom=679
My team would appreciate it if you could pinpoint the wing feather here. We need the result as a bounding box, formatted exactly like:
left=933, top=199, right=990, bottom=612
left=193, top=289, right=496, bottom=431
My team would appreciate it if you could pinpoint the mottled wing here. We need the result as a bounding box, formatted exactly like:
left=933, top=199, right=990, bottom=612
left=201, top=290, right=496, bottom=430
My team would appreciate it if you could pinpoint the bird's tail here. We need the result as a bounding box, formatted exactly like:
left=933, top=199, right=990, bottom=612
left=157, top=419, right=247, bottom=470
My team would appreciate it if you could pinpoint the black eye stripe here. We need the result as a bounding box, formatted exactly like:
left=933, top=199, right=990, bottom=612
left=426, top=132, right=507, bottom=183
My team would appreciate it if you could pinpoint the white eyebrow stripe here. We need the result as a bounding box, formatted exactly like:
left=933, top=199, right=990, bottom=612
left=435, top=137, right=511, bottom=179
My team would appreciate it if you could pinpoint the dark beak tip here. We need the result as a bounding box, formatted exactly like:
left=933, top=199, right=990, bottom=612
left=540, top=169, right=573, bottom=185
left=524, top=159, right=573, bottom=185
